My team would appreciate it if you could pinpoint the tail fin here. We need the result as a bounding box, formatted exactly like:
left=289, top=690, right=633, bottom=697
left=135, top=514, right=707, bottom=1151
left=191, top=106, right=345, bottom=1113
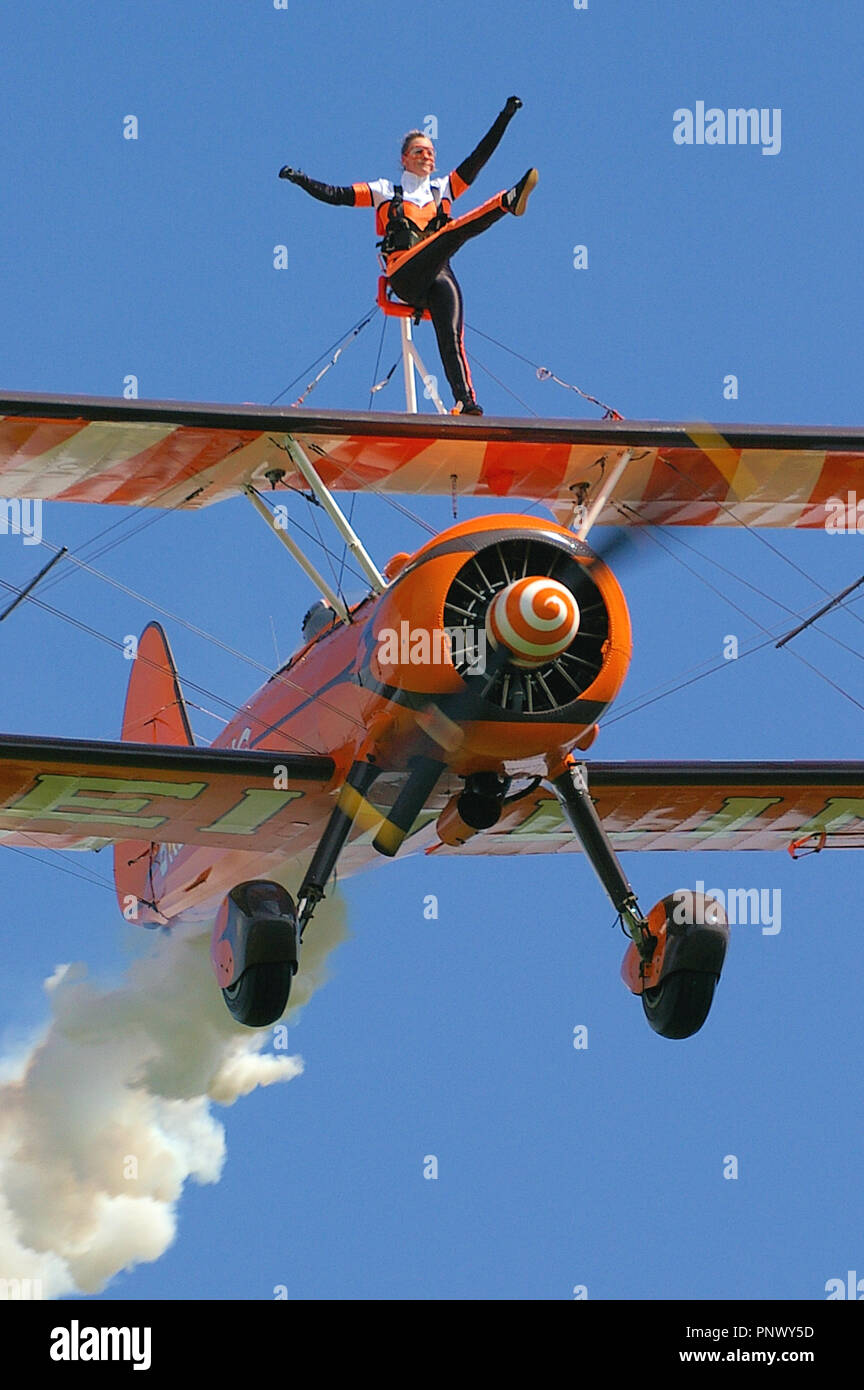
left=114, top=623, right=193, bottom=925
left=121, top=621, right=194, bottom=746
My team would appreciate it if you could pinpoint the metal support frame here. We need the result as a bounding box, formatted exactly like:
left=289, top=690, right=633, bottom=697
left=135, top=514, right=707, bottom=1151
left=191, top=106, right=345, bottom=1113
left=551, top=761, right=655, bottom=961
left=244, top=486, right=350, bottom=622
left=575, top=448, right=633, bottom=540
left=281, top=435, right=388, bottom=593
left=296, top=759, right=381, bottom=931
left=399, top=318, right=448, bottom=416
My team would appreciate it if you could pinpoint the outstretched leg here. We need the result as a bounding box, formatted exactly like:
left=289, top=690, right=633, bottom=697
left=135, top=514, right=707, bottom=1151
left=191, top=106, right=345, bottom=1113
left=387, top=170, right=537, bottom=304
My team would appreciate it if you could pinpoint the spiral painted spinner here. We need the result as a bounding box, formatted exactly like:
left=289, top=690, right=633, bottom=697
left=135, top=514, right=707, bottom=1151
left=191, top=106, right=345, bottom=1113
left=486, top=577, right=580, bottom=668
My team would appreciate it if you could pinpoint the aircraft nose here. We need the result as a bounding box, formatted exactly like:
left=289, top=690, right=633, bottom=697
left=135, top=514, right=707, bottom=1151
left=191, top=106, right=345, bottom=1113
left=485, top=577, right=580, bottom=667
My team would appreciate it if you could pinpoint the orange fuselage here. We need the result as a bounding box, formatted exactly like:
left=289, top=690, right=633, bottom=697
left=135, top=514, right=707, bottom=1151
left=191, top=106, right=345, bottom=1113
left=127, top=515, right=631, bottom=924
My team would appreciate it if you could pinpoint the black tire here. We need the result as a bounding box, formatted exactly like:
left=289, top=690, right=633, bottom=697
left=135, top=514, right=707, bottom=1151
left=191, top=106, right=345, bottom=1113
left=642, top=970, right=719, bottom=1040
left=222, top=962, right=294, bottom=1027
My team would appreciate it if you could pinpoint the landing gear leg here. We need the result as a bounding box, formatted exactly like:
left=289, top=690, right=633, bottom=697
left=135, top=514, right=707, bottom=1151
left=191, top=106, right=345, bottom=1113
left=551, top=760, right=728, bottom=1039
left=296, top=757, right=381, bottom=935
left=550, top=759, right=656, bottom=966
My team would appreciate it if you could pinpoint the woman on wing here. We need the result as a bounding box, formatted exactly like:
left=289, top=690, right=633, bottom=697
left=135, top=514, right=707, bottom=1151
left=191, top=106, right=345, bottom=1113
left=280, top=97, right=537, bottom=416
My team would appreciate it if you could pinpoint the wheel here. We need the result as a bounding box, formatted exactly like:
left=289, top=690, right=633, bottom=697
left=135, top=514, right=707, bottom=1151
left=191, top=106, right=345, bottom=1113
left=641, top=970, right=719, bottom=1040
left=222, top=961, right=294, bottom=1027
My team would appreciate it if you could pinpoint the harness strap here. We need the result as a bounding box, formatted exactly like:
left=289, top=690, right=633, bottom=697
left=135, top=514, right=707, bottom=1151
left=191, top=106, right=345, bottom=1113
left=378, top=182, right=451, bottom=258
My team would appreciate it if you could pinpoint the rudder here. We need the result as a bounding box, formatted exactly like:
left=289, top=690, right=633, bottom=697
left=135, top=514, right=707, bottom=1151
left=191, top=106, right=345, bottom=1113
left=114, top=623, right=193, bottom=925
left=121, top=622, right=194, bottom=746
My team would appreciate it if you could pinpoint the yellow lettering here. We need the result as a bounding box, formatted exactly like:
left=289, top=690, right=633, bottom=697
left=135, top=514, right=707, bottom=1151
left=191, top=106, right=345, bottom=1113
left=684, top=796, right=782, bottom=839
left=795, top=797, right=864, bottom=837
left=509, top=793, right=783, bottom=842
left=199, top=788, right=303, bottom=835
left=0, top=774, right=204, bottom=829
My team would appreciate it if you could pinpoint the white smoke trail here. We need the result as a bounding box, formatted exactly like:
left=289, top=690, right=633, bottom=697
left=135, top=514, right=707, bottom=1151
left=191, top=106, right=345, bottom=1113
left=0, top=886, right=347, bottom=1298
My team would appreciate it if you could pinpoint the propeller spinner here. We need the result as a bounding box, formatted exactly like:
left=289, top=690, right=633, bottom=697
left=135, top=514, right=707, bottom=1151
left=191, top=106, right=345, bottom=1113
left=485, top=576, right=581, bottom=668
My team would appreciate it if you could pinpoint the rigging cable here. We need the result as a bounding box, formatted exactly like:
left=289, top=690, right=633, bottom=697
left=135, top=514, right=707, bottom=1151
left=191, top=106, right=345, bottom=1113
left=465, top=321, right=622, bottom=418
left=0, top=564, right=367, bottom=746
left=4, top=841, right=118, bottom=896
left=269, top=304, right=376, bottom=406
left=468, top=351, right=539, bottom=417
left=599, top=512, right=864, bottom=725
left=655, top=452, right=864, bottom=632
left=288, top=310, right=376, bottom=408
left=615, top=506, right=864, bottom=669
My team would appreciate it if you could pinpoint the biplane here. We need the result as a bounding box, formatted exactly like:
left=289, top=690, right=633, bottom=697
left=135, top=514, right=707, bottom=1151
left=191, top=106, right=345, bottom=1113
left=1, top=390, right=862, bottom=1039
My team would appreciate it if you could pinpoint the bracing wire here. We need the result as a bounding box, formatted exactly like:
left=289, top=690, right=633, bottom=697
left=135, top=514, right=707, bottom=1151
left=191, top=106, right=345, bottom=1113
left=269, top=305, right=376, bottom=405
left=464, top=321, right=622, bottom=418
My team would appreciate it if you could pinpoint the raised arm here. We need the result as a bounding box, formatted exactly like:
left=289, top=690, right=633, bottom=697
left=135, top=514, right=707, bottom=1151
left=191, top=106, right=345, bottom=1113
left=278, top=167, right=359, bottom=205
left=451, top=97, right=522, bottom=195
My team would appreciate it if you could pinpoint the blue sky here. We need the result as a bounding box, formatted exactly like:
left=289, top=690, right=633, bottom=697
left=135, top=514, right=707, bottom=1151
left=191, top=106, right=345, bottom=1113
left=1, top=1, right=862, bottom=1301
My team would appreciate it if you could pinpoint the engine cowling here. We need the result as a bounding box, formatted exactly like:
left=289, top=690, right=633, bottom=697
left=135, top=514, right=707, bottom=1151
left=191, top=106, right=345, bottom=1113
left=364, top=515, right=631, bottom=767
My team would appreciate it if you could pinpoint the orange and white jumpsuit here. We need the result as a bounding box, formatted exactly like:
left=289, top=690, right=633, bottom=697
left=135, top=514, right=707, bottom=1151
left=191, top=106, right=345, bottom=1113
left=283, top=105, right=519, bottom=408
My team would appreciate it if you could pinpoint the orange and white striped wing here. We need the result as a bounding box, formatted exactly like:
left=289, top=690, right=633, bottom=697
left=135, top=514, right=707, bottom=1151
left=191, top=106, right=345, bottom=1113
left=1, top=393, right=862, bottom=526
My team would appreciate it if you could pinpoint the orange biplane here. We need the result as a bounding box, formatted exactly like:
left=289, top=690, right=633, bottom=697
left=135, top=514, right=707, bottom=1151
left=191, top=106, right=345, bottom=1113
left=1, top=392, right=862, bottom=1038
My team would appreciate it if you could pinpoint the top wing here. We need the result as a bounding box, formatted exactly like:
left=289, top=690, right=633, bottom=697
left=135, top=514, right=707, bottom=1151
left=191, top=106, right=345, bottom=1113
left=1, top=391, right=862, bottom=527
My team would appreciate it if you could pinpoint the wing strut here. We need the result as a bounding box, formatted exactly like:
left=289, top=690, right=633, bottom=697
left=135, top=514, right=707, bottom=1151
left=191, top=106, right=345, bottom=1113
left=575, top=449, right=633, bottom=539
left=244, top=430, right=390, bottom=619
left=295, top=758, right=381, bottom=930
left=244, top=485, right=350, bottom=622
left=281, top=435, right=387, bottom=593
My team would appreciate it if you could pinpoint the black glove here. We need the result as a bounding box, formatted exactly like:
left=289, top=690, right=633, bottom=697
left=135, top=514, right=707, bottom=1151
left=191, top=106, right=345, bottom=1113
left=503, top=96, right=523, bottom=117
left=278, top=170, right=355, bottom=205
